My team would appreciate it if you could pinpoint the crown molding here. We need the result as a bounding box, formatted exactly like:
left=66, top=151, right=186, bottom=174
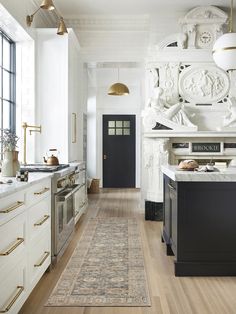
left=65, top=15, right=149, bottom=31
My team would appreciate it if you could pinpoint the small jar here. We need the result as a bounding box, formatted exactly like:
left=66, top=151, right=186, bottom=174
left=16, top=170, right=28, bottom=182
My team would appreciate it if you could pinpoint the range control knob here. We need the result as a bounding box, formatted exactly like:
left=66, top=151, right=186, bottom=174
left=57, top=179, right=66, bottom=188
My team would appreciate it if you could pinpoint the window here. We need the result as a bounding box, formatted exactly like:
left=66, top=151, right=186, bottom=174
left=0, top=29, right=16, bottom=155
left=108, top=120, right=131, bottom=136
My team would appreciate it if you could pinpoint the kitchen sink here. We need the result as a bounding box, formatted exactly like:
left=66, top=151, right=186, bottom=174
left=20, top=164, right=69, bottom=172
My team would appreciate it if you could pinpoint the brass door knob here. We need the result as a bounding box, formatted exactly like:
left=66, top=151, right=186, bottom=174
left=103, top=154, right=107, bottom=160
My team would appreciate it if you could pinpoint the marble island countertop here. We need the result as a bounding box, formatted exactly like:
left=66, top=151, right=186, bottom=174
left=0, top=172, right=53, bottom=198
left=161, top=165, right=236, bottom=182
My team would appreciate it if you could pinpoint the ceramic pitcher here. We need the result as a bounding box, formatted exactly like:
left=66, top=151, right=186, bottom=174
left=1, top=150, right=20, bottom=177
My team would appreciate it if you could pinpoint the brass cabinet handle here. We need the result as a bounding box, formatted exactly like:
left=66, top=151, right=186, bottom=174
left=0, top=286, right=24, bottom=313
left=103, top=154, right=107, bottom=160
left=0, top=201, right=24, bottom=214
left=0, top=238, right=24, bottom=256
left=34, top=251, right=50, bottom=267
left=34, top=215, right=50, bottom=226
left=168, top=183, right=175, bottom=191
left=34, top=187, right=50, bottom=195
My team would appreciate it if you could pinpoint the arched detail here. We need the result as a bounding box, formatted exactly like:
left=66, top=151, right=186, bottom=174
left=179, top=6, right=228, bottom=25
left=156, top=33, right=183, bottom=50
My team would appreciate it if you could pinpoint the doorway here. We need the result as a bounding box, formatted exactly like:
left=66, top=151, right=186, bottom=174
left=103, top=114, right=136, bottom=188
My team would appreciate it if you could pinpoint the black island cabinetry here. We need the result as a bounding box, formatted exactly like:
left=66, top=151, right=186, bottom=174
left=162, top=173, right=236, bottom=276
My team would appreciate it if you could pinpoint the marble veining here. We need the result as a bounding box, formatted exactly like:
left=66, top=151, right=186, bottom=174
left=0, top=173, right=53, bottom=199
left=161, top=165, right=236, bottom=182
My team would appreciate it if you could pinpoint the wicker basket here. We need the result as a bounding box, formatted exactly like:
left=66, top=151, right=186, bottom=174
left=88, top=179, right=100, bottom=193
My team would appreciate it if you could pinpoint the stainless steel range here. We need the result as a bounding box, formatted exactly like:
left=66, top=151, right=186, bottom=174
left=51, top=166, right=80, bottom=263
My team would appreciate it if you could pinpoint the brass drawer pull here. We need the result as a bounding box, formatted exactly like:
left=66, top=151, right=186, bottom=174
left=0, top=238, right=24, bottom=256
left=0, top=201, right=24, bottom=214
left=34, top=251, right=50, bottom=267
left=34, top=187, right=50, bottom=195
left=0, top=286, right=24, bottom=313
left=34, top=215, right=50, bottom=226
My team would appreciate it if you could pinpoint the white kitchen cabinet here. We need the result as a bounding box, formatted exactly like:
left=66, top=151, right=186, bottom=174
left=35, top=29, right=84, bottom=164
left=0, top=177, right=51, bottom=314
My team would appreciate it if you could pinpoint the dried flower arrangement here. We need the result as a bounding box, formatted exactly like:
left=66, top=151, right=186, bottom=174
left=0, top=129, right=19, bottom=151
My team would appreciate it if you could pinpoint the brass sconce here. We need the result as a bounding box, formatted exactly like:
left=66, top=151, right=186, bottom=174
left=26, top=0, right=68, bottom=35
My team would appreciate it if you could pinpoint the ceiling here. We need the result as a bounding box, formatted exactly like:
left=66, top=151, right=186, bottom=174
left=39, top=0, right=232, bottom=63
left=54, top=0, right=229, bottom=17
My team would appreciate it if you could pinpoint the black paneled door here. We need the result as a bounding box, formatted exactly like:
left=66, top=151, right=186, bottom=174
left=103, top=115, right=135, bottom=188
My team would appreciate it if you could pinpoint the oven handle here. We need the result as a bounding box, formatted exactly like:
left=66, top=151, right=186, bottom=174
left=71, top=184, right=82, bottom=194
left=56, top=184, right=81, bottom=202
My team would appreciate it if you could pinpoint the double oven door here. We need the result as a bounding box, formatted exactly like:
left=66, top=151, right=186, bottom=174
left=54, top=185, right=79, bottom=257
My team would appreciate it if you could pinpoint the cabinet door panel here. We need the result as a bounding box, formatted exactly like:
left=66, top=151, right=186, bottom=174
left=170, top=188, right=177, bottom=255
left=0, top=212, right=27, bottom=274
left=163, top=176, right=171, bottom=243
left=28, top=196, right=51, bottom=241
left=29, top=234, right=51, bottom=290
left=0, top=259, right=27, bottom=314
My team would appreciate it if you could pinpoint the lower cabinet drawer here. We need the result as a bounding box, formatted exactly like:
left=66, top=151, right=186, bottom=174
left=27, top=178, right=51, bottom=207
left=29, top=235, right=51, bottom=289
left=0, top=212, right=27, bottom=274
left=0, top=259, right=27, bottom=314
left=0, top=191, right=26, bottom=226
left=28, top=197, right=51, bottom=241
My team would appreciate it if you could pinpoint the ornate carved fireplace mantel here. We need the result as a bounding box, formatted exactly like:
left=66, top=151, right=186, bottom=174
left=142, top=6, right=236, bottom=211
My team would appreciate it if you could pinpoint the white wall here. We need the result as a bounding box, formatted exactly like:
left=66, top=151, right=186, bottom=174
left=87, top=66, right=144, bottom=187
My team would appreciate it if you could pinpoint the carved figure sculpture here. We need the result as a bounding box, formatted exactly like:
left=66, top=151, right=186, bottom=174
left=142, top=87, right=197, bottom=130
left=223, top=97, right=236, bottom=127
left=177, top=33, right=188, bottom=49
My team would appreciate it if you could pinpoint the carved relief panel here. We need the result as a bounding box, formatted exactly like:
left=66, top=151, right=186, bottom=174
left=179, top=65, right=230, bottom=104
left=159, top=63, right=179, bottom=105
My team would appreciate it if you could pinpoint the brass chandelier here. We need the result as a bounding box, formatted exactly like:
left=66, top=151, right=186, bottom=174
left=26, top=0, right=68, bottom=35
left=108, top=68, right=130, bottom=96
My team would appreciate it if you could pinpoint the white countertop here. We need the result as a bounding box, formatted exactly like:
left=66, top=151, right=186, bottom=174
left=0, top=161, right=86, bottom=198
left=161, top=165, right=236, bottom=182
left=0, top=172, right=53, bottom=199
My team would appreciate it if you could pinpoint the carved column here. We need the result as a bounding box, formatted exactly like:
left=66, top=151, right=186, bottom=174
left=144, top=137, right=169, bottom=203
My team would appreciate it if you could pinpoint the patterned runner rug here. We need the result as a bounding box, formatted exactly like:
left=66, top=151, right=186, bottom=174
left=46, top=217, right=151, bottom=307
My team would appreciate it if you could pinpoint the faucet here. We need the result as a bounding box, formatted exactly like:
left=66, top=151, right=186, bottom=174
left=22, top=122, right=41, bottom=164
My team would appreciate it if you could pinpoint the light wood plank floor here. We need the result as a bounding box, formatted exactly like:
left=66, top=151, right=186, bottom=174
left=20, top=189, right=236, bottom=314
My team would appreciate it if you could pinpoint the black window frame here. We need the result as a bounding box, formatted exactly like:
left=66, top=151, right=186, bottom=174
left=0, top=29, right=16, bottom=157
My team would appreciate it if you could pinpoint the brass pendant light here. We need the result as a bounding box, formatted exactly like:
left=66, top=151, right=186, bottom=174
left=108, top=68, right=130, bottom=96
left=40, top=0, right=55, bottom=10
left=57, top=18, right=68, bottom=35
left=26, top=0, right=68, bottom=35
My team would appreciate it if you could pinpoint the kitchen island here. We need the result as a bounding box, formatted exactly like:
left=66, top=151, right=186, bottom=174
left=161, top=165, right=236, bottom=276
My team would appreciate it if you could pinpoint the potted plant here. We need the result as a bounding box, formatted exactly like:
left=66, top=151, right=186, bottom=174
left=0, top=129, right=20, bottom=177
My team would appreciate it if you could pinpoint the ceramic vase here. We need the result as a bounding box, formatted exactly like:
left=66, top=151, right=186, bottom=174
left=1, top=150, right=20, bottom=177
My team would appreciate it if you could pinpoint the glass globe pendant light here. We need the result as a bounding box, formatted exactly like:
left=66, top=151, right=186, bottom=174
left=212, top=0, right=236, bottom=71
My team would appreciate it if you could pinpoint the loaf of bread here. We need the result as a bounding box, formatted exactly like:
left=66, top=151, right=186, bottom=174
left=178, top=159, right=199, bottom=170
